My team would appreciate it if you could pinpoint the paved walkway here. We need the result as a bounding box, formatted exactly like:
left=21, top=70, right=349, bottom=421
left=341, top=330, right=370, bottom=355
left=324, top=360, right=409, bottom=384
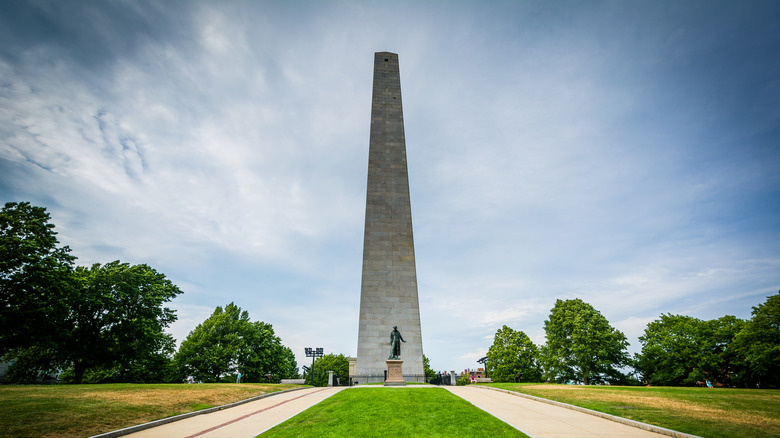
left=100, top=385, right=695, bottom=438
left=446, top=386, right=689, bottom=437
left=118, top=386, right=346, bottom=438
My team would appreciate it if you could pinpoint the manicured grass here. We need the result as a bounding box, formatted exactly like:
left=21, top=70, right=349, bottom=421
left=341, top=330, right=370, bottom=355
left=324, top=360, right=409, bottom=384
left=486, top=383, right=780, bottom=438
left=7, top=382, right=774, bottom=438
left=0, top=383, right=299, bottom=438
left=260, top=387, right=528, bottom=437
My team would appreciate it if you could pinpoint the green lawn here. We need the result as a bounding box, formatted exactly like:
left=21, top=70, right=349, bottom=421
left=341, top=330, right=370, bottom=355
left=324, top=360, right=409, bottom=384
left=487, top=383, right=780, bottom=438
left=0, top=383, right=298, bottom=438
left=260, top=387, right=527, bottom=437
left=3, top=382, right=777, bottom=438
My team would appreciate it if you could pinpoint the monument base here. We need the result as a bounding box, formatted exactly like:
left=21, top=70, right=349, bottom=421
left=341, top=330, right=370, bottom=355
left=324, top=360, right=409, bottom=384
left=384, top=359, right=405, bottom=386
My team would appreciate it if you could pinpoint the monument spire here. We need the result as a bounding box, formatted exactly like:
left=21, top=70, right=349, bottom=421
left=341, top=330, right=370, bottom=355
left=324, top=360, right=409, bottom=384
left=354, top=52, right=424, bottom=383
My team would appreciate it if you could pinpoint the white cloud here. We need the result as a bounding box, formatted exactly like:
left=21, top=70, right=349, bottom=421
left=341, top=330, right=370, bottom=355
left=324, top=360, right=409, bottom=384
left=1, top=1, right=778, bottom=375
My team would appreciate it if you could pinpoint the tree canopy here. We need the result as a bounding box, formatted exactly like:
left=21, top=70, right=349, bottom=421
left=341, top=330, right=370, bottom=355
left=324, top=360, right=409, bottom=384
left=66, top=262, right=181, bottom=383
left=486, top=325, right=541, bottom=383
left=732, top=291, right=780, bottom=388
left=174, top=303, right=298, bottom=383
left=308, top=353, right=349, bottom=387
left=635, top=307, right=776, bottom=387
left=423, top=354, right=436, bottom=381
left=1, top=202, right=181, bottom=383
left=0, top=202, right=76, bottom=361
left=636, top=314, right=708, bottom=386
left=542, top=298, right=630, bottom=385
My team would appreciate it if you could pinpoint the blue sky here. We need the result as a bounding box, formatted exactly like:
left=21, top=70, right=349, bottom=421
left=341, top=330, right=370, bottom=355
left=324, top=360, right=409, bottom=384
left=1, top=0, right=778, bottom=374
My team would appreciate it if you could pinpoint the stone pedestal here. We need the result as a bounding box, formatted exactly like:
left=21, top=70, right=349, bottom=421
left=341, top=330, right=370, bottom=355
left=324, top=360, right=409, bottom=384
left=328, top=370, right=334, bottom=387
left=384, top=360, right=405, bottom=386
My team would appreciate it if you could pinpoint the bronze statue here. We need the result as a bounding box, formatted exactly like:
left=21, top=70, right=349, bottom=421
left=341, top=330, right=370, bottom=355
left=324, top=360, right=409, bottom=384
left=389, top=326, right=406, bottom=359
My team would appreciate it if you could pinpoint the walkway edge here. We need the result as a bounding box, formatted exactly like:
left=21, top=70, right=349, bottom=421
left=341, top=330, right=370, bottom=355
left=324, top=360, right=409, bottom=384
left=87, top=386, right=311, bottom=438
left=474, top=386, right=701, bottom=438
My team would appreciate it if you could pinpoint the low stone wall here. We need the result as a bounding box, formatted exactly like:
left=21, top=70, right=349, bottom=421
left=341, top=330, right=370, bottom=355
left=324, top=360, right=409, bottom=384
left=280, top=379, right=306, bottom=384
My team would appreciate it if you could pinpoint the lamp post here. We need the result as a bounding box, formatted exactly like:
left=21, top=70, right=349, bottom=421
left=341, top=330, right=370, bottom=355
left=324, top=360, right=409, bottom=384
left=305, top=347, right=324, bottom=386
left=477, top=356, right=488, bottom=378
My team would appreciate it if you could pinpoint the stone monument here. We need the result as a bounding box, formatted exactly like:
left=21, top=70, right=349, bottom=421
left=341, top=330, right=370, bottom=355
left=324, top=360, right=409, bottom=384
left=355, top=52, right=425, bottom=384
left=385, top=326, right=407, bottom=386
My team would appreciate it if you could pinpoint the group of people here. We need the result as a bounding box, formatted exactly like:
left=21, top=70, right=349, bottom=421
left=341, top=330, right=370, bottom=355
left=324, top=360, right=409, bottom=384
left=697, top=379, right=715, bottom=388
left=186, top=373, right=242, bottom=384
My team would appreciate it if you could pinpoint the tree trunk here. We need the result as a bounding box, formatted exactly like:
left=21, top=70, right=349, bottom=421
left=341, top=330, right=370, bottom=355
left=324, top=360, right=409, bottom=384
left=74, top=361, right=87, bottom=384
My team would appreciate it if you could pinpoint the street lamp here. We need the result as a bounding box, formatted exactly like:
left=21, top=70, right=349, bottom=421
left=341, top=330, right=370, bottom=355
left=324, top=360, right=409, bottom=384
left=477, top=356, right=488, bottom=378
left=305, top=347, right=324, bottom=386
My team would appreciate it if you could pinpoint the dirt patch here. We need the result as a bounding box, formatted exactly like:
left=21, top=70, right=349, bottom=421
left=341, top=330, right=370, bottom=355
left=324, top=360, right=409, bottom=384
left=71, top=384, right=277, bottom=410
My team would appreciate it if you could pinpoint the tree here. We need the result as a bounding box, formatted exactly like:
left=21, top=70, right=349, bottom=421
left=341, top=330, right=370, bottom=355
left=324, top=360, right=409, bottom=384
left=423, top=354, right=436, bottom=382
left=732, top=291, right=780, bottom=388
left=636, top=314, right=706, bottom=386
left=699, top=315, right=744, bottom=386
left=271, top=345, right=299, bottom=382
left=0, top=202, right=76, bottom=371
left=1, top=202, right=182, bottom=383
left=542, top=299, right=630, bottom=385
left=174, top=303, right=298, bottom=383
left=636, top=313, right=745, bottom=386
left=486, top=325, right=541, bottom=382
left=239, top=320, right=298, bottom=383
left=309, top=353, right=349, bottom=387
left=66, top=261, right=181, bottom=383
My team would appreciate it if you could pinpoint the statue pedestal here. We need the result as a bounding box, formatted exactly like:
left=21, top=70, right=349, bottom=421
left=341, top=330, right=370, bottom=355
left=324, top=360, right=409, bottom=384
left=385, top=359, right=405, bottom=386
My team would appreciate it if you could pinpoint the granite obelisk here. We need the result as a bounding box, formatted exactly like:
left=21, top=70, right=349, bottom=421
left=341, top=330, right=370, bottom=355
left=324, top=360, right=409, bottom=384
left=355, top=52, right=424, bottom=383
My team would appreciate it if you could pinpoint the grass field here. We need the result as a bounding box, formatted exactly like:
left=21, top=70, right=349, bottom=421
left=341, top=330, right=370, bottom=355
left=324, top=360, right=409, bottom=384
left=1, top=383, right=778, bottom=437
left=0, top=383, right=298, bottom=438
left=260, top=387, right=527, bottom=438
left=488, top=383, right=780, bottom=438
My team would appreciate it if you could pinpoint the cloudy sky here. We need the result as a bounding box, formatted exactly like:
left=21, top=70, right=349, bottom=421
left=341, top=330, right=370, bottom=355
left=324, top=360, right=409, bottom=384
left=1, top=0, right=778, bottom=374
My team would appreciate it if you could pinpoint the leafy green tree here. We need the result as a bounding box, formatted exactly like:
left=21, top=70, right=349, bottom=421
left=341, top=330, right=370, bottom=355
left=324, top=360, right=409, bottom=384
left=309, top=353, right=349, bottom=387
left=732, top=291, right=780, bottom=388
left=699, top=315, right=745, bottom=386
left=542, top=299, right=630, bottom=385
left=66, top=262, right=181, bottom=383
left=486, top=325, right=541, bottom=382
left=636, top=314, right=706, bottom=386
left=636, top=313, right=745, bottom=386
left=174, top=303, right=297, bottom=383
left=271, top=345, right=299, bottom=382
left=58, top=333, right=177, bottom=384
left=0, top=202, right=76, bottom=374
left=239, top=321, right=298, bottom=383
left=423, top=354, right=436, bottom=381
left=1, top=202, right=182, bottom=383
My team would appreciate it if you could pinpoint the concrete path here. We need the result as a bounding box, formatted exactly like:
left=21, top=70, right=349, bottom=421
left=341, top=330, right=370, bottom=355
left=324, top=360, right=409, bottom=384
left=445, top=386, right=690, bottom=438
left=100, top=385, right=695, bottom=438
left=119, top=386, right=345, bottom=438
